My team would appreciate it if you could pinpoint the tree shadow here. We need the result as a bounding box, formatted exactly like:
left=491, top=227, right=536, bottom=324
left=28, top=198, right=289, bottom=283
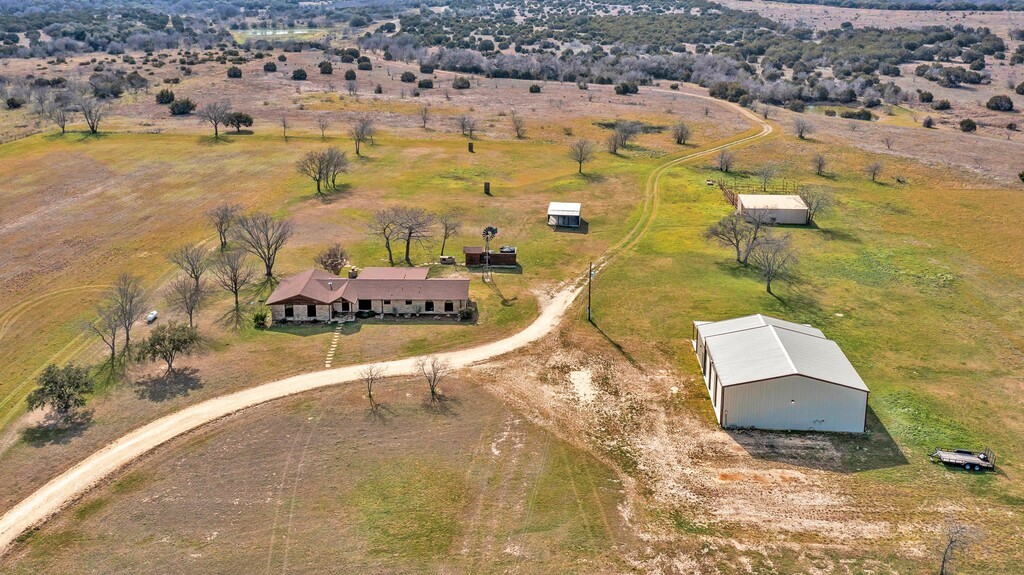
left=73, top=131, right=109, bottom=143
left=230, top=129, right=254, bottom=136
left=725, top=406, right=908, bottom=473
left=578, top=172, right=606, bottom=183
left=550, top=219, right=589, bottom=234
left=816, top=224, right=861, bottom=243
left=197, top=135, right=235, bottom=146
left=770, top=280, right=824, bottom=315
left=316, top=183, right=353, bottom=204
left=218, top=308, right=248, bottom=331
left=485, top=276, right=518, bottom=306
left=133, top=367, right=203, bottom=402
left=21, top=410, right=93, bottom=447
left=365, top=400, right=395, bottom=424
left=422, top=394, right=461, bottom=417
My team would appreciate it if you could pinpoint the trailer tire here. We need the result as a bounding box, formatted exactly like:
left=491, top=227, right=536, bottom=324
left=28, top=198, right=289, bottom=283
left=964, top=463, right=971, bottom=470
left=973, top=464, right=981, bottom=471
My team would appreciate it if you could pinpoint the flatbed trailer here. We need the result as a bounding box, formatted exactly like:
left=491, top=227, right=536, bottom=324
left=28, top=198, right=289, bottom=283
left=930, top=447, right=995, bottom=471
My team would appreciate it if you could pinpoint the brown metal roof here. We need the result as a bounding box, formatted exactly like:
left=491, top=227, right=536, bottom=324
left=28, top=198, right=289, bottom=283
left=463, top=246, right=484, bottom=254
left=266, top=268, right=468, bottom=306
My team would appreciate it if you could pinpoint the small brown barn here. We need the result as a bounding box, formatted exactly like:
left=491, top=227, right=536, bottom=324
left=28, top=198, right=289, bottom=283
left=463, top=246, right=517, bottom=267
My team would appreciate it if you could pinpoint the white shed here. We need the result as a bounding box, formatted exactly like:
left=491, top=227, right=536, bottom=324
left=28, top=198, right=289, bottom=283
left=692, top=314, right=868, bottom=433
left=736, top=194, right=809, bottom=225
left=547, top=202, right=582, bottom=227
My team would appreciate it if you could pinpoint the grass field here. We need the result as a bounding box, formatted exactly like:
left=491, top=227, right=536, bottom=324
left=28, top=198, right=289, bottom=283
left=4, top=378, right=631, bottom=573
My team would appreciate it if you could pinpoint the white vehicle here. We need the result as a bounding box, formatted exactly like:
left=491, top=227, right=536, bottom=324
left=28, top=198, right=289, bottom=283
left=145, top=310, right=158, bottom=324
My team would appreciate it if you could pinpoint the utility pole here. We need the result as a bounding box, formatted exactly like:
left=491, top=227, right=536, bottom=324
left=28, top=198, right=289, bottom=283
left=587, top=261, right=593, bottom=322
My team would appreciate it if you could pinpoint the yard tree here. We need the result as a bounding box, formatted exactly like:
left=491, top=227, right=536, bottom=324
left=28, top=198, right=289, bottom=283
left=438, top=212, right=461, bottom=256
left=510, top=111, right=526, bottom=138
left=27, top=363, right=94, bottom=423
left=78, top=95, right=107, bottom=134
left=750, top=234, right=798, bottom=295
left=605, top=132, right=620, bottom=154
left=351, top=116, right=375, bottom=155
left=225, top=112, right=253, bottom=133
left=207, top=203, right=241, bottom=251
left=419, top=105, right=430, bottom=129
left=169, top=242, right=209, bottom=288
left=324, top=147, right=349, bottom=189
left=395, top=207, right=435, bottom=265
left=314, top=243, right=348, bottom=275
left=865, top=161, right=884, bottom=182
left=317, top=115, right=331, bottom=140
left=717, top=149, right=736, bottom=172
left=417, top=355, right=452, bottom=403
left=794, top=118, right=813, bottom=139
left=197, top=99, right=231, bottom=138
left=812, top=154, right=827, bottom=176
left=361, top=364, right=385, bottom=413
left=112, top=273, right=148, bottom=352
left=135, top=321, right=201, bottom=373
left=704, top=213, right=771, bottom=265
left=41, top=95, right=71, bottom=134
left=231, top=212, right=295, bottom=278
left=797, top=185, right=835, bottom=224
left=281, top=116, right=290, bottom=141
left=297, top=148, right=332, bottom=196
left=458, top=114, right=478, bottom=138
left=368, top=208, right=401, bottom=265
left=882, top=136, right=895, bottom=150
left=166, top=275, right=209, bottom=328
left=569, top=139, right=596, bottom=174
left=672, top=121, right=691, bottom=145
left=83, top=301, right=120, bottom=364
left=754, top=162, right=780, bottom=191
left=211, top=250, right=257, bottom=315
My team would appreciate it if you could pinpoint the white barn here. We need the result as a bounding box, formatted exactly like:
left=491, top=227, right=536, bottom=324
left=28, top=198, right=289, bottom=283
left=736, top=194, right=809, bottom=225
left=547, top=202, right=582, bottom=227
left=692, top=314, right=868, bottom=433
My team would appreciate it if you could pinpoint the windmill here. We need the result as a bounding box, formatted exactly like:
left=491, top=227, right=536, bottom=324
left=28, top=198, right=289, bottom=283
left=482, top=226, right=498, bottom=281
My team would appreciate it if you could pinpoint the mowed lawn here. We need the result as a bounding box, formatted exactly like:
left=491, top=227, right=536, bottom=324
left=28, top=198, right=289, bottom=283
left=0, top=125, right=657, bottom=431
left=583, top=130, right=1024, bottom=571
left=3, top=378, right=630, bottom=574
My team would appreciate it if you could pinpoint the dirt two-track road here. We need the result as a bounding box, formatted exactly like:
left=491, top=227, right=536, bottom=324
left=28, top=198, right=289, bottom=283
left=0, top=95, right=771, bottom=557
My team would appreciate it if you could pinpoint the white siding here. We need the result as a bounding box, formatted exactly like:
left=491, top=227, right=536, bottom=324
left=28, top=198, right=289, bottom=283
left=723, top=375, right=866, bottom=433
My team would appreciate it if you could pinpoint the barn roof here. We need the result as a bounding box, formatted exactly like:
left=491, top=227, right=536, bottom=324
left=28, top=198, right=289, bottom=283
left=547, top=202, right=582, bottom=216
left=696, top=315, right=868, bottom=392
left=738, top=194, right=808, bottom=210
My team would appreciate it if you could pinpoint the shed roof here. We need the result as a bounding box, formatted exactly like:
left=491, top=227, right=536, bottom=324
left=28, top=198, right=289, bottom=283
left=697, top=315, right=867, bottom=392
left=547, top=202, right=582, bottom=217
left=738, top=194, right=808, bottom=210
left=358, top=267, right=429, bottom=280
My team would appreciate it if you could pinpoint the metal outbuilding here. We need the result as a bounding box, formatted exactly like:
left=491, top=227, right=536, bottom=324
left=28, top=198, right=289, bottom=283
left=692, top=314, right=868, bottom=433
left=736, top=194, right=809, bottom=225
left=547, top=202, right=582, bottom=227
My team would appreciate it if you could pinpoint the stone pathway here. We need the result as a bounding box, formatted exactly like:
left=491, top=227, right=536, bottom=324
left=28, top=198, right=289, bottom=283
left=325, top=326, right=341, bottom=369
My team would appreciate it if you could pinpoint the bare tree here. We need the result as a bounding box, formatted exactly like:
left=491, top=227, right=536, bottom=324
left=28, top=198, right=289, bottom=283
left=605, top=132, right=620, bottom=154
left=794, top=118, right=813, bottom=139
left=281, top=116, right=289, bottom=141
left=882, top=136, right=894, bottom=150
left=314, top=243, right=348, bottom=274
left=346, top=80, right=358, bottom=96
left=458, top=114, right=478, bottom=138
left=83, top=301, right=120, bottom=364
left=207, top=204, right=241, bottom=251
left=395, top=207, right=435, bottom=265
left=197, top=99, right=231, bottom=138
left=812, top=154, right=827, bottom=177
left=797, top=186, right=835, bottom=224
left=672, top=121, right=692, bottom=145
left=361, top=364, right=385, bottom=412
left=78, top=95, right=107, bottom=134
left=420, top=105, right=430, bottom=129
left=704, top=213, right=772, bottom=265
left=111, top=273, right=148, bottom=352
left=510, top=111, right=526, bottom=138
left=317, top=115, right=331, bottom=140
left=165, top=276, right=209, bottom=327
left=351, top=116, right=375, bottom=155
left=865, top=162, right=884, bottom=182
left=750, top=234, right=797, bottom=295
left=939, top=518, right=979, bottom=575
left=211, top=250, right=257, bottom=316
left=417, top=356, right=452, bottom=403
left=754, top=162, right=780, bottom=192
left=368, top=208, right=401, bottom=266
left=169, top=242, right=209, bottom=288
left=296, top=148, right=331, bottom=196
left=41, top=95, right=71, bottom=134
left=569, top=139, right=597, bottom=174
left=438, top=213, right=461, bottom=256
left=717, top=149, right=736, bottom=173
left=231, top=213, right=295, bottom=278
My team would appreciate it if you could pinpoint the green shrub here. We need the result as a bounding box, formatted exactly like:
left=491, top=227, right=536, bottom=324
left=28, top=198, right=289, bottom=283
left=918, top=90, right=933, bottom=103
left=291, top=69, right=307, bottom=81
left=263, top=61, right=277, bottom=72
left=155, top=88, right=174, bottom=104
left=1019, top=171, right=1024, bottom=184
left=357, top=61, right=372, bottom=71
left=1017, top=82, right=1024, bottom=95
left=5, top=97, right=24, bottom=109
left=168, top=98, right=196, bottom=115
left=669, top=83, right=679, bottom=90
left=452, top=76, right=471, bottom=89
left=226, top=66, right=242, bottom=78
left=986, top=95, right=1014, bottom=111
left=400, top=71, right=416, bottom=83
left=932, top=99, right=951, bottom=111
left=786, top=99, right=805, bottom=112
left=529, top=84, right=541, bottom=93
left=419, top=64, right=434, bottom=74
left=839, top=108, right=874, bottom=121
left=277, top=54, right=287, bottom=62
left=959, top=118, right=977, bottom=132
left=253, top=309, right=269, bottom=328
left=922, top=116, right=935, bottom=128
left=344, top=69, right=356, bottom=80
left=318, top=61, right=333, bottom=75
left=417, top=79, right=433, bottom=89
